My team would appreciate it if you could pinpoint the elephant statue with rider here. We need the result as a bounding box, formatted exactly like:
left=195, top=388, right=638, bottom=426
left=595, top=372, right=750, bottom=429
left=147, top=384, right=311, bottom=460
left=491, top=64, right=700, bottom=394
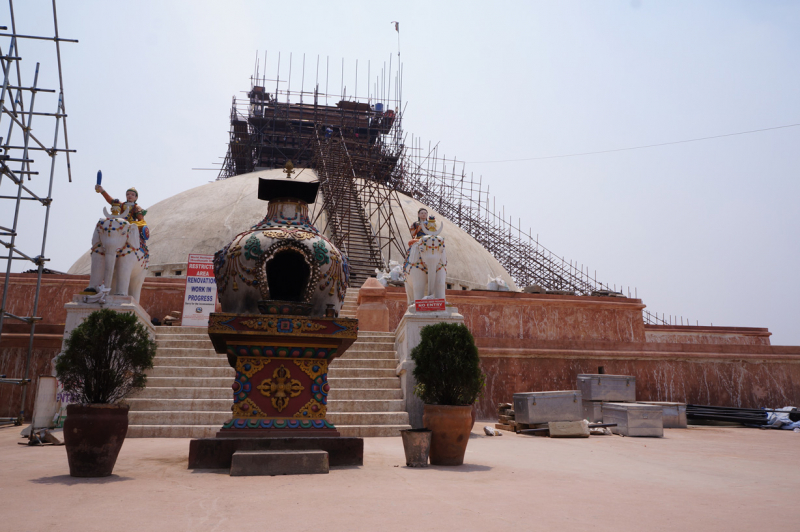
left=403, top=210, right=447, bottom=306
left=83, top=204, right=149, bottom=303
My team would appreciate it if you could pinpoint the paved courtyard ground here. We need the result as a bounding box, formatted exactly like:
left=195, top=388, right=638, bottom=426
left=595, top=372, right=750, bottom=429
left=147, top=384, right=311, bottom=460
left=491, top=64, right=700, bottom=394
left=2, top=424, right=797, bottom=531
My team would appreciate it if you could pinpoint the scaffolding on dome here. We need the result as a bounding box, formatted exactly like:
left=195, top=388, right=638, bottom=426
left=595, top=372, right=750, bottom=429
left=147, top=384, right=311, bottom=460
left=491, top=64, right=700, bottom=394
left=217, top=51, right=671, bottom=324
left=218, top=52, right=411, bottom=286
left=0, top=0, right=77, bottom=425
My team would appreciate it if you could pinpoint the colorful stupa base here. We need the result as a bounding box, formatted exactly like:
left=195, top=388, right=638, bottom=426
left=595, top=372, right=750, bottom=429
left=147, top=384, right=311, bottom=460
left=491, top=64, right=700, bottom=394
left=207, top=312, right=358, bottom=438
left=216, top=419, right=339, bottom=438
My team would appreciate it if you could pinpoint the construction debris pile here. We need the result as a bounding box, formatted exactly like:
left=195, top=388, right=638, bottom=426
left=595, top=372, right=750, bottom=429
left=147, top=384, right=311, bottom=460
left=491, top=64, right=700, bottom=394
left=495, top=373, right=686, bottom=438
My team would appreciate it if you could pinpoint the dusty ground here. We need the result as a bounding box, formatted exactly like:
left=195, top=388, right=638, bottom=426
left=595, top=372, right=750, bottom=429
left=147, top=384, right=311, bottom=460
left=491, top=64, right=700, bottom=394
left=2, top=424, right=798, bottom=531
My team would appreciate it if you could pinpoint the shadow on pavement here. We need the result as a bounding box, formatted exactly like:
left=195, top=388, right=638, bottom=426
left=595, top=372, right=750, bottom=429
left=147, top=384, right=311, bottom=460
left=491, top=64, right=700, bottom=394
left=407, top=463, right=492, bottom=472
left=30, top=474, right=133, bottom=485
left=189, top=468, right=229, bottom=475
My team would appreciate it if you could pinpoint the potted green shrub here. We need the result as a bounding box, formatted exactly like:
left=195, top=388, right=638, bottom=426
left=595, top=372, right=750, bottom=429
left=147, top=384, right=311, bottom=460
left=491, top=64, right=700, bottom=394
left=411, top=322, right=485, bottom=466
left=56, top=308, right=156, bottom=477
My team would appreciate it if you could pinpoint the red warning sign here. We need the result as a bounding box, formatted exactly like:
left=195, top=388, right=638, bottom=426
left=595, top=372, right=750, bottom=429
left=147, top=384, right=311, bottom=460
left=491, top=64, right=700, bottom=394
left=415, top=299, right=445, bottom=312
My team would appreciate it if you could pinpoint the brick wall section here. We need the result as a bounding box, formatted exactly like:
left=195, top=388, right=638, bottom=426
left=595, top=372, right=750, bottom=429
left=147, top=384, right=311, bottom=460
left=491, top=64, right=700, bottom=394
left=0, top=273, right=186, bottom=325
left=473, top=338, right=800, bottom=419
left=644, top=325, right=771, bottom=345
left=0, top=326, right=63, bottom=420
left=374, top=287, right=796, bottom=420
left=383, top=287, right=647, bottom=342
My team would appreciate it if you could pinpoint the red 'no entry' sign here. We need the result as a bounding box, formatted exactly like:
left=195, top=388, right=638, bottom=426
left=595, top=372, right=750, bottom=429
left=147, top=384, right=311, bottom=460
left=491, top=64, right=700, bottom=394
left=415, top=299, right=445, bottom=312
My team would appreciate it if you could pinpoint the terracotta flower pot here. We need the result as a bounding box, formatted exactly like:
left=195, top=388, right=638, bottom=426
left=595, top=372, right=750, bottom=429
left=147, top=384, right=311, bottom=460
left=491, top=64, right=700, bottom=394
left=64, top=404, right=129, bottom=477
left=423, top=404, right=473, bottom=466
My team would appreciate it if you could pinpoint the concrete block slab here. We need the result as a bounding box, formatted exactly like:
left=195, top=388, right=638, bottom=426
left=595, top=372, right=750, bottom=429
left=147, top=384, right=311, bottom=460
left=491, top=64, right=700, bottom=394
left=230, top=450, right=329, bottom=476
left=548, top=420, right=590, bottom=438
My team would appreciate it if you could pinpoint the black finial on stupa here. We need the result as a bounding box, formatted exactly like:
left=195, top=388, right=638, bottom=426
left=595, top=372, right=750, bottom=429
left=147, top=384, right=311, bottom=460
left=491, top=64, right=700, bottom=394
left=258, top=162, right=319, bottom=203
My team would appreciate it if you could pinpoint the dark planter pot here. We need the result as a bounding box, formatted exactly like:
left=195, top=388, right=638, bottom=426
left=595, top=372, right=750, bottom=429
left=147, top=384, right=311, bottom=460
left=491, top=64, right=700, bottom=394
left=423, top=404, right=473, bottom=466
left=64, top=404, right=129, bottom=477
left=400, top=428, right=432, bottom=467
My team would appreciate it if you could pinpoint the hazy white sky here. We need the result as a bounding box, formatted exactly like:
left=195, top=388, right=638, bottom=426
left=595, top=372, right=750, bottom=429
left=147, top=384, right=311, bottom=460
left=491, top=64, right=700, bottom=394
left=3, top=1, right=799, bottom=343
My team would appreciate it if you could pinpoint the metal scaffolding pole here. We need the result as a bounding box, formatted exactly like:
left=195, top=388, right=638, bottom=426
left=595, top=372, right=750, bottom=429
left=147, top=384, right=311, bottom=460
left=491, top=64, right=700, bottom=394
left=0, top=0, right=76, bottom=425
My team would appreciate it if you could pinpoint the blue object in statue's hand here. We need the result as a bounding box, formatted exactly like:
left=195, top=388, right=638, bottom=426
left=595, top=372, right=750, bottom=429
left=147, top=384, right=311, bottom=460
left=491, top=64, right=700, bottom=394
left=96, top=170, right=102, bottom=186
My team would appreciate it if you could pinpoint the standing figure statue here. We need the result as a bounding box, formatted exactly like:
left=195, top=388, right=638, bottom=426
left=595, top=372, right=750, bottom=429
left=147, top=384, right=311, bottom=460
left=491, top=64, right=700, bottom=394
left=403, top=207, right=447, bottom=305
left=95, top=184, right=150, bottom=249
left=82, top=183, right=150, bottom=302
left=408, top=207, right=428, bottom=245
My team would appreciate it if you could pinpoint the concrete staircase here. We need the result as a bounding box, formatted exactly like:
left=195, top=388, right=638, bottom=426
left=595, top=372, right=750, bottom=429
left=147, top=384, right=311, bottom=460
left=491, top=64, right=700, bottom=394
left=326, top=328, right=410, bottom=437
left=127, top=306, right=410, bottom=437
left=127, top=326, right=231, bottom=438
left=339, top=289, right=358, bottom=318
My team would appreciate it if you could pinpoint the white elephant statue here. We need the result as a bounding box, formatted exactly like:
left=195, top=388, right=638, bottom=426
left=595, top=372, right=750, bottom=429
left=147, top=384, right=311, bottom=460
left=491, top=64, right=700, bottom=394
left=86, top=206, right=149, bottom=302
left=388, top=260, right=404, bottom=282
left=486, top=275, right=510, bottom=291
left=374, top=268, right=390, bottom=287
left=374, top=260, right=405, bottom=288
left=403, top=217, right=447, bottom=305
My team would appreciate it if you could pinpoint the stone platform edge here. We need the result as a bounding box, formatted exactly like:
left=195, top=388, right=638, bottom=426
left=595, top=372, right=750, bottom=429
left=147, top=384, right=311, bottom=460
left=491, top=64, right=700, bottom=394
left=188, top=436, right=364, bottom=469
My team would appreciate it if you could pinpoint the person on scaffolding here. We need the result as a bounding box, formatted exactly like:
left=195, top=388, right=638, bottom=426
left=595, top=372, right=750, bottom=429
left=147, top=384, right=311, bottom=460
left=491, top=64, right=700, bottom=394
left=95, top=184, right=150, bottom=249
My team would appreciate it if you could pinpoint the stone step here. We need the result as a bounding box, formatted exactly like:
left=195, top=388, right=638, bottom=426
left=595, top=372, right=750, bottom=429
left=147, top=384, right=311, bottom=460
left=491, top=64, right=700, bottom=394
left=154, top=326, right=209, bottom=334
left=230, top=449, right=329, bottom=476
left=129, top=410, right=408, bottom=426
left=127, top=398, right=404, bottom=413
left=129, top=411, right=228, bottom=425
left=127, top=425, right=219, bottom=438
left=346, top=342, right=396, bottom=352
left=327, top=388, right=403, bottom=400
left=326, top=399, right=405, bottom=413
left=153, top=333, right=210, bottom=341
left=152, top=356, right=229, bottom=368
left=329, top=377, right=400, bottom=389
left=132, top=387, right=231, bottom=400
left=328, top=358, right=395, bottom=369
left=147, top=366, right=235, bottom=378
left=146, top=377, right=233, bottom=388
left=327, top=368, right=397, bottom=378
left=128, top=398, right=231, bottom=412
left=336, top=349, right=396, bottom=360
left=126, top=423, right=410, bottom=438
left=327, top=411, right=409, bottom=426
left=157, top=339, right=215, bottom=349
left=337, top=425, right=411, bottom=438
left=154, top=347, right=220, bottom=357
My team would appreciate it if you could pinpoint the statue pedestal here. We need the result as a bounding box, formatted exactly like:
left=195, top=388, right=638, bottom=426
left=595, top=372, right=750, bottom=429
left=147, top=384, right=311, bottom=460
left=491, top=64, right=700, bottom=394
left=62, top=294, right=154, bottom=351
left=51, top=294, right=154, bottom=429
left=394, top=304, right=464, bottom=428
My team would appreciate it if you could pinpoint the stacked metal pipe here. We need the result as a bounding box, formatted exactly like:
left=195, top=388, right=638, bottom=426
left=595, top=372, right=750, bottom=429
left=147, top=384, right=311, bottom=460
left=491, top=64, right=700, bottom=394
left=687, top=404, right=800, bottom=425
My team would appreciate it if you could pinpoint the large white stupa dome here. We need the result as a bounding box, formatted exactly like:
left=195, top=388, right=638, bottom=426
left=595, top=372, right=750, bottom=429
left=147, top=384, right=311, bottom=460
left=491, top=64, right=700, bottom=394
left=68, top=168, right=517, bottom=290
